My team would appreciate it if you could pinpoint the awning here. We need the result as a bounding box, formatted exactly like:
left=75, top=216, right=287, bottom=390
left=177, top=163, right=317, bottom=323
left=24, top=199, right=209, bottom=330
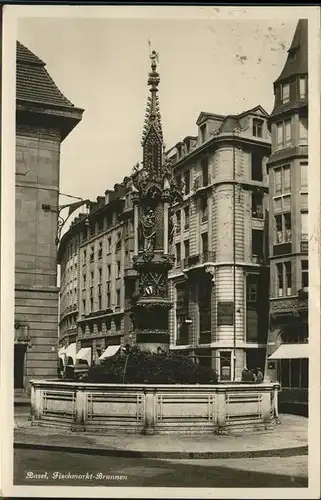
left=76, top=347, right=92, bottom=365
left=99, top=345, right=121, bottom=360
left=64, top=343, right=77, bottom=364
left=269, top=343, right=309, bottom=360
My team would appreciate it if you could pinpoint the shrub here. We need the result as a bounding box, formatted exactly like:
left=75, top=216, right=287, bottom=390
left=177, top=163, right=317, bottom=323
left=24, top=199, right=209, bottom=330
left=86, top=346, right=218, bottom=384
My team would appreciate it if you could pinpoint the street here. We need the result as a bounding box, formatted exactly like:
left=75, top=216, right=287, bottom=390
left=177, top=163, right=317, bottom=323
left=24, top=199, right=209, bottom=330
left=14, top=448, right=308, bottom=488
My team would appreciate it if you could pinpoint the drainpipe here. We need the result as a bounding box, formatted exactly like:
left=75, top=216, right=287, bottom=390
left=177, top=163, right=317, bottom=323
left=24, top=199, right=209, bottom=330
left=233, top=131, right=236, bottom=381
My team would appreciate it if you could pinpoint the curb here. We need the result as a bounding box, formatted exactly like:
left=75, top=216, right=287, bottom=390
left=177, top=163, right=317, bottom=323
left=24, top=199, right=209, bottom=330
left=14, top=441, right=308, bottom=459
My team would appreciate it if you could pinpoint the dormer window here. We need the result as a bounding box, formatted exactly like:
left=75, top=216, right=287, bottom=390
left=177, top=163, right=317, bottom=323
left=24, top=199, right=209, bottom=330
left=200, top=124, right=207, bottom=143
left=252, top=118, right=263, bottom=138
left=177, top=145, right=182, bottom=158
left=281, top=83, right=290, bottom=104
left=299, top=76, right=307, bottom=99
left=186, top=140, right=190, bottom=153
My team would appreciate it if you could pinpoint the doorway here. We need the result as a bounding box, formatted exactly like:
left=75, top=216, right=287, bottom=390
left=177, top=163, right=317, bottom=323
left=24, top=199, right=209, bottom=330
left=14, top=343, right=27, bottom=389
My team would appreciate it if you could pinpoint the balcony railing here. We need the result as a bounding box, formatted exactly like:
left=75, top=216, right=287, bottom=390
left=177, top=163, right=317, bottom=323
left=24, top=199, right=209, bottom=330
left=183, top=251, right=215, bottom=269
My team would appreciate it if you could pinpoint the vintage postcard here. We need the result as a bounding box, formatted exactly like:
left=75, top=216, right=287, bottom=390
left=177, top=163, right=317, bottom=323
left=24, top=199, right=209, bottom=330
left=1, top=4, right=320, bottom=499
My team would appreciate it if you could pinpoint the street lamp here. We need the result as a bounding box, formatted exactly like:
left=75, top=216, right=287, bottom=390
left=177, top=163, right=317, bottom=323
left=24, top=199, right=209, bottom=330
left=42, top=194, right=91, bottom=245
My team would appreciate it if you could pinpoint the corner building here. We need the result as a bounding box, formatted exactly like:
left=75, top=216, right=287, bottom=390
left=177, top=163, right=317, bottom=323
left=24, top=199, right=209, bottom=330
left=168, top=108, right=271, bottom=380
left=266, top=20, right=309, bottom=410
left=15, top=42, right=83, bottom=389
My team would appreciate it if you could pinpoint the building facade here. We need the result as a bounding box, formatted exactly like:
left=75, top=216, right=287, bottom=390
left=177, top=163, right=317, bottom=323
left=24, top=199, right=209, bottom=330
left=58, top=181, right=136, bottom=363
left=167, top=108, right=271, bottom=380
left=266, top=20, right=309, bottom=410
left=14, top=42, right=83, bottom=389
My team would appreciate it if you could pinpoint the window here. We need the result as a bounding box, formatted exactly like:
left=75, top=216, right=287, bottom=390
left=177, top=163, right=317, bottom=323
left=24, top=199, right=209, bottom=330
left=201, top=158, right=209, bottom=186
left=299, top=117, right=308, bottom=145
left=116, top=232, right=122, bottom=252
left=301, top=260, right=308, bottom=289
left=82, top=274, right=86, bottom=289
left=281, top=83, right=290, bottom=103
left=284, top=119, right=291, bottom=147
left=83, top=250, right=87, bottom=265
left=176, top=210, right=181, bottom=232
left=176, top=242, right=181, bottom=266
left=252, top=118, right=263, bottom=138
left=184, top=206, right=190, bottom=229
left=98, top=295, right=102, bottom=311
left=98, top=268, right=102, bottom=284
left=252, top=229, right=264, bottom=259
left=90, top=271, right=94, bottom=287
left=276, top=263, right=283, bottom=297
left=276, top=261, right=292, bottom=297
left=116, top=261, right=121, bottom=278
left=184, top=240, right=190, bottom=259
left=301, top=212, right=308, bottom=241
left=300, top=162, right=308, bottom=189
left=200, top=123, right=206, bottom=143
left=116, top=289, right=121, bottom=306
left=107, top=237, right=112, bottom=253
left=285, top=262, right=292, bottom=296
left=246, top=275, right=258, bottom=302
left=199, top=280, right=212, bottom=343
left=276, top=122, right=283, bottom=149
left=274, top=166, right=291, bottom=210
left=299, top=76, right=307, bottom=99
left=275, top=213, right=291, bottom=243
left=107, top=264, right=111, bottom=282
left=275, top=168, right=282, bottom=195
left=251, top=153, right=263, bottom=181
left=220, top=351, right=231, bottom=381
left=90, top=245, right=94, bottom=262
left=177, top=145, right=182, bottom=159
left=186, top=140, right=190, bottom=153
left=183, top=170, right=190, bottom=195
left=200, top=196, right=208, bottom=222
left=98, top=241, right=103, bottom=259
left=107, top=214, right=112, bottom=227
left=201, top=232, right=208, bottom=255
left=90, top=298, right=94, bottom=312
left=115, top=317, right=121, bottom=331
left=276, top=120, right=292, bottom=149
left=252, top=191, right=264, bottom=219
left=82, top=299, right=86, bottom=314
left=107, top=292, right=111, bottom=308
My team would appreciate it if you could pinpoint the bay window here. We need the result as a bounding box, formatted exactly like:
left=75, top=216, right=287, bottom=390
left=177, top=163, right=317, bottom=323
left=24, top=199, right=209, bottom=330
left=301, top=212, right=308, bottom=240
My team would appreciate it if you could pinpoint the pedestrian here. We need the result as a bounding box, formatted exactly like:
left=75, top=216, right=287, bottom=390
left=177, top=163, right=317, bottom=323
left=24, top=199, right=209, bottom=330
left=241, top=366, right=249, bottom=382
left=256, top=367, right=264, bottom=383
left=249, top=369, right=257, bottom=382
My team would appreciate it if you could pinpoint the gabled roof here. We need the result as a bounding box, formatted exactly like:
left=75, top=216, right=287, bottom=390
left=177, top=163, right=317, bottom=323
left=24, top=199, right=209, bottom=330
left=16, top=41, right=78, bottom=109
left=237, top=105, right=269, bottom=118
left=274, top=19, right=308, bottom=84
left=196, top=111, right=225, bottom=126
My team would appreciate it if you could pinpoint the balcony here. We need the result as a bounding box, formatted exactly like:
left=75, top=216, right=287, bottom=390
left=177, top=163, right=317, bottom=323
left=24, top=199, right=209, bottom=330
left=270, top=293, right=308, bottom=316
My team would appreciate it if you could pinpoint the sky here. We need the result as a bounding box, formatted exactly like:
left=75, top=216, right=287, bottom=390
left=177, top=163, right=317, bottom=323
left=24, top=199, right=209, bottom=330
left=18, top=15, right=300, bottom=204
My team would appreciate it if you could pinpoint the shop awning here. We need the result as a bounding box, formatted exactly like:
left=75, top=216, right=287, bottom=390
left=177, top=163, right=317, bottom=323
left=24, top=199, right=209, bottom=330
left=58, top=346, right=66, bottom=355
left=269, top=343, right=309, bottom=360
left=76, top=347, right=92, bottom=364
left=64, top=343, right=77, bottom=364
left=99, top=345, right=121, bottom=360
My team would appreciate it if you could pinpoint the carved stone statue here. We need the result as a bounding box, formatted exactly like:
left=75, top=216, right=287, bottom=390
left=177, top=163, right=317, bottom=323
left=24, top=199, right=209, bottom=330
left=139, top=208, right=156, bottom=252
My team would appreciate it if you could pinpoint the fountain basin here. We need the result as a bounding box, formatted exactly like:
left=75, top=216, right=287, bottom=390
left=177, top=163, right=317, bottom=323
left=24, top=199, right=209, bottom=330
left=30, top=380, right=280, bottom=435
